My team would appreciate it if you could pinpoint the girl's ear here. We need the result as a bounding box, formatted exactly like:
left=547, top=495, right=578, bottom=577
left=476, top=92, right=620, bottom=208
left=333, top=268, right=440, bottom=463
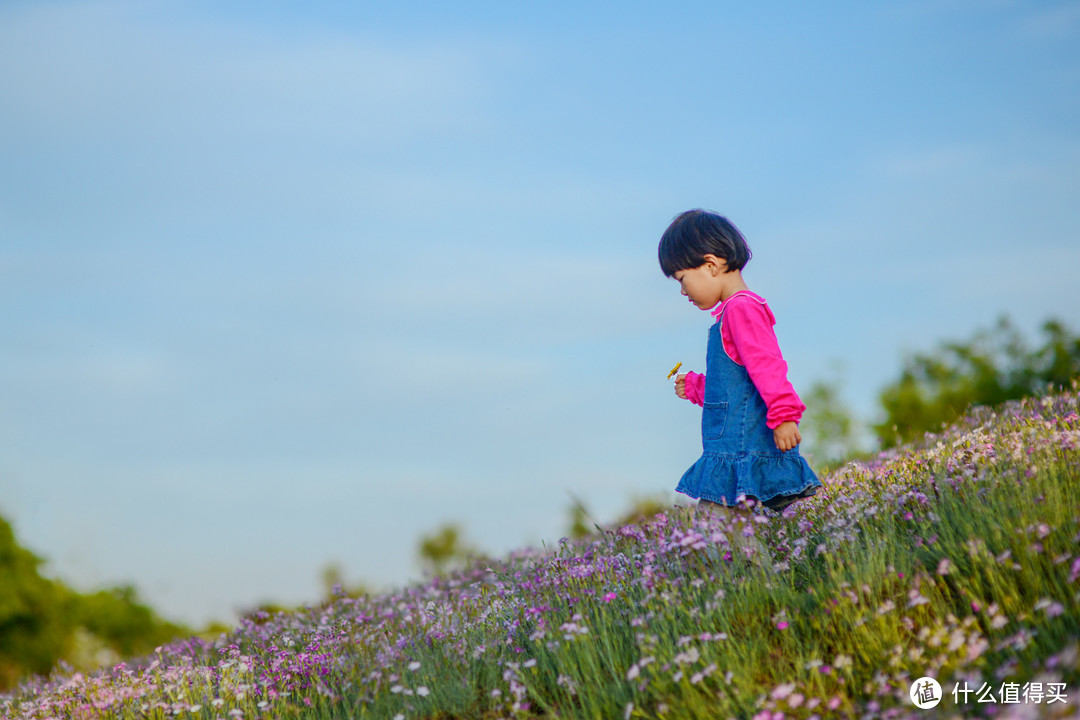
left=702, top=254, right=729, bottom=275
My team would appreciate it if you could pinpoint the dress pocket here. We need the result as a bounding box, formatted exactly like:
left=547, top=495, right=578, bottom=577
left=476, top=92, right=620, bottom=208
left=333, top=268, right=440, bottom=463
left=702, top=401, right=729, bottom=440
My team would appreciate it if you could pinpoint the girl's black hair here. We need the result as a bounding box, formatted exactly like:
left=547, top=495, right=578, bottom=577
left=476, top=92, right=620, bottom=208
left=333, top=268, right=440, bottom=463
left=658, top=209, right=752, bottom=277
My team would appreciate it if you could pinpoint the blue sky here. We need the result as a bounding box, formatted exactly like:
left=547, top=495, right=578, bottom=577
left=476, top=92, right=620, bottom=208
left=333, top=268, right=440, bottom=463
left=2, top=0, right=1078, bottom=627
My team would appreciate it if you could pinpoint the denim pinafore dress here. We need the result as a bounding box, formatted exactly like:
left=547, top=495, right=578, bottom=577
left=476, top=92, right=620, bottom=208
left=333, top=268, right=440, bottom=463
left=676, top=303, right=821, bottom=511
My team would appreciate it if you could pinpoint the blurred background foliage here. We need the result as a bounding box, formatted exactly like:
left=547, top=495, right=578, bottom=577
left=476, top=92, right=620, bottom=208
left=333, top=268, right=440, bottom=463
left=2, top=315, right=1078, bottom=691
left=799, top=365, right=863, bottom=471
left=0, top=516, right=189, bottom=690
left=417, top=523, right=479, bottom=577
left=799, top=316, right=1080, bottom=467
left=873, top=316, right=1080, bottom=449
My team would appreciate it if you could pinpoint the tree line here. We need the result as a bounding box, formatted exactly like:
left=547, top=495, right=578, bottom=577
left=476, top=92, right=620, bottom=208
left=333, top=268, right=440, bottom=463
left=0, top=516, right=190, bottom=690
left=799, top=315, right=1080, bottom=466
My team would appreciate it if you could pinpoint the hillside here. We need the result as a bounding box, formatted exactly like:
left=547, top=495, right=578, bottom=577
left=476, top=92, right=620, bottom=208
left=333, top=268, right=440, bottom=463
left=3, top=388, right=1079, bottom=720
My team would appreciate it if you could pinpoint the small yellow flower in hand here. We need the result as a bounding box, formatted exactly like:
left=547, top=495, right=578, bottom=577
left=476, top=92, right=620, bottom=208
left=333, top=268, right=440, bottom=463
left=667, top=362, right=683, bottom=380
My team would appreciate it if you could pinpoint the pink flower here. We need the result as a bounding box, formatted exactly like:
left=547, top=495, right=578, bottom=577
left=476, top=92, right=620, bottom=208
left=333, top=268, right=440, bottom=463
left=776, top=621, right=789, bottom=630
left=602, top=592, right=617, bottom=603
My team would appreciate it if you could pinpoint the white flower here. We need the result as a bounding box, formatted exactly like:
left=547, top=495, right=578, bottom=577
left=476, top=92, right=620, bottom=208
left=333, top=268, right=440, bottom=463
left=408, top=661, right=421, bottom=671
left=417, top=686, right=430, bottom=697
left=673, top=647, right=700, bottom=665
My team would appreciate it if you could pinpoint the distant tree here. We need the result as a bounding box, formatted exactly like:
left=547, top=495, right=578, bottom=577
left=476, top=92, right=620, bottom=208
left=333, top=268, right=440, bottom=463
left=319, top=562, right=368, bottom=601
left=70, top=585, right=188, bottom=659
left=0, top=514, right=190, bottom=690
left=565, top=494, right=665, bottom=539
left=1038, top=319, right=1080, bottom=388
left=417, top=523, right=474, bottom=576
left=566, top=497, right=592, bottom=539
left=799, top=370, right=863, bottom=468
left=874, top=316, right=1080, bottom=448
left=0, top=516, right=70, bottom=689
left=613, top=496, right=666, bottom=527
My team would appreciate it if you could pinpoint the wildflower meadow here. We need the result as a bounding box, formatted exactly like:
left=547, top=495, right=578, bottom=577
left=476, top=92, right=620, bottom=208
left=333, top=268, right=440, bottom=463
left=3, top=388, right=1079, bottom=720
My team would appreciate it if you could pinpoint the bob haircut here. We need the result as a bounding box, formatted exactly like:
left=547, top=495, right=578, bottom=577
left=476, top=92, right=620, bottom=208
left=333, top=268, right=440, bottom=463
left=658, top=209, right=752, bottom=277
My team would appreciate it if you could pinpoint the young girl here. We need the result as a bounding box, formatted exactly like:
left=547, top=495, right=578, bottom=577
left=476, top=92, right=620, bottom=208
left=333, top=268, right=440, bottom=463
left=660, top=209, right=821, bottom=517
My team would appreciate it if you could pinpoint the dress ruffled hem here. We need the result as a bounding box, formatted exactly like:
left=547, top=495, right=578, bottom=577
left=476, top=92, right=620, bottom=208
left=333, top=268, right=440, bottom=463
left=676, top=451, right=821, bottom=511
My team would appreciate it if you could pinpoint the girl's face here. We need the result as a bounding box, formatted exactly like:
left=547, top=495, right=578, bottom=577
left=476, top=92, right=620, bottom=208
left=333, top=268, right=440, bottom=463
left=673, top=255, right=729, bottom=310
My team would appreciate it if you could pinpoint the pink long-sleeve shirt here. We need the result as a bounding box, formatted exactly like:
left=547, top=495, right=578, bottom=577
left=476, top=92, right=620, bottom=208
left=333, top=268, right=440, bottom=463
left=682, top=291, right=805, bottom=429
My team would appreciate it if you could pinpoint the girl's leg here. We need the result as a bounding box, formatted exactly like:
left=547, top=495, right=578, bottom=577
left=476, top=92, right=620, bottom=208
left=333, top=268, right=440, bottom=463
left=697, top=498, right=770, bottom=564
left=697, top=498, right=753, bottom=519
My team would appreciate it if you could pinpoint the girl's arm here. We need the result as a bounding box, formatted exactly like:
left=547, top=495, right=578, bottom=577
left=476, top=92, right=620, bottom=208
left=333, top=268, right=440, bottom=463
left=676, top=371, right=706, bottom=406
left=725, top=298, right=805, bottom=428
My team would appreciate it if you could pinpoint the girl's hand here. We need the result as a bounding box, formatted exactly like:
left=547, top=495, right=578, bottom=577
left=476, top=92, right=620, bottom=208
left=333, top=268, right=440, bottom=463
left=674, top=373, right=688, bottom=399
left=774, top=421, right=801, bottom=451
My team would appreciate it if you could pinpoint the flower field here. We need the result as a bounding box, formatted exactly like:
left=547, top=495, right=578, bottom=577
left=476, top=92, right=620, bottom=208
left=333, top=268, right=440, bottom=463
left=3, top=389, right=1080, bottom=720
